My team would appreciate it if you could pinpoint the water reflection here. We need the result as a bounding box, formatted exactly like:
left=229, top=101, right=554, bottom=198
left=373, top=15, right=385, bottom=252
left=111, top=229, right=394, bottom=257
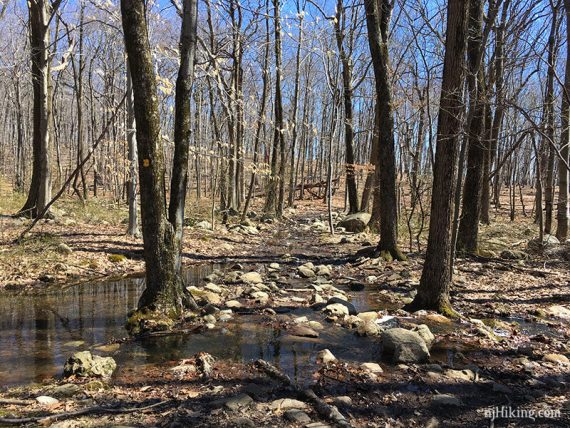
left=0, top=265, right=380, bottom=387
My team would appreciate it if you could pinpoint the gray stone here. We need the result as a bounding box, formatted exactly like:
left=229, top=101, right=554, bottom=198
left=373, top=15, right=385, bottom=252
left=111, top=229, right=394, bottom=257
left=431, top=394, right=463, bottom=407
left=316, top=265, right=332, bottom=277
left=56, top=243, right=72, bottom=255
left=290, top=325, right=319, bottom=338
left=382, top=328, right=430, bottom=363
left=323, top=303, right=349, bottom=318
left=333, top=396, right=353, bottom=406
left=63, top=351, right=116, bottom=378
left=298, top=265, right=316, bottom=278
left=360, top=362, right=383, bottom=373
left=317, top=349, right=337, bottom=364
left=326, top=297, right=357, bottom=315
left=48, top=383, right=82, bottom=398
left=444, top=369, right=475, bottom=381
left=270, top=398, right=308, bottom=411
left=284, top=409, right=311, bottom=424
left=224, top=393, right=253, bottom=411
left=500, top=249, right=528, bottom=260
left=36, top=396, right=59, bottom=405
left=412, top=324, right=435, bottom=349
left=195, top=220, right=212, bottom=230
left=240, top=271, right=263, bottom=284
left=204, top=283, right=223, bottom=294
left=357, top=320, right=382, bottom=337
left=337, top=212, right=371, bottom=233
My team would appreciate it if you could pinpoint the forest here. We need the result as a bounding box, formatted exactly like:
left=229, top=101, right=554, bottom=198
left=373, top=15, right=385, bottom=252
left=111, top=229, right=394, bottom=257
left=0, top=0, right=569, bottom=426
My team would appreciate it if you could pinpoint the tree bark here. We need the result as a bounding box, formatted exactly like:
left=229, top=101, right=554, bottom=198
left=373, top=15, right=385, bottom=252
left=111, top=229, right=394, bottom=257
left=364, top=0, right=406, bottom=261
left=557, top=0, right=570, bottom=241
left=406, top=0, right=469, bottom=316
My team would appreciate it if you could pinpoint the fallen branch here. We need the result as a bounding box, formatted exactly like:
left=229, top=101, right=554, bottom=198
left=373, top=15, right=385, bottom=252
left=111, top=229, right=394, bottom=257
left=0, top=399, right=34, bottom=406
left=14, top=92, right=128, bottom=243
left=254, top=359, right=351, bottom=428
left=0, top=399, right=174, bottom=425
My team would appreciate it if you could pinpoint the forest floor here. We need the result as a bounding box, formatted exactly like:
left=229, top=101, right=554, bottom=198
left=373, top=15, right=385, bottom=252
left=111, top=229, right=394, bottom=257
left=0, top=183, right=569, bottom=427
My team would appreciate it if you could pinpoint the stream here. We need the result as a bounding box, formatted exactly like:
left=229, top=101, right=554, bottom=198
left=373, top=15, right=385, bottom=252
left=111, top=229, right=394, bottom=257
left=0, top=265, right=382, bottom=387
left=0, top=263, right=562, bottom=388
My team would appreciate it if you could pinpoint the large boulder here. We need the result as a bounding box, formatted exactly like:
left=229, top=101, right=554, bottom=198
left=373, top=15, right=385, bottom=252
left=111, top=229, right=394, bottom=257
left=326, top=297, right=357, bottom=315
left=382, top=328, right=430, bottom=363
left=337, top=213, right=371, bottom=233
left=63, top=351, right=116, bottom=378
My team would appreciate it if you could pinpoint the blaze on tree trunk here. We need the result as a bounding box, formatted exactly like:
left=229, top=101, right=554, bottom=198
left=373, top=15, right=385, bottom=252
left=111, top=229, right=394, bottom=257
left=121, top=0, right=198, bottom=317
left=364, top=0, right=406, bottom=261
left=405, top=0, right=469, bottom=316
left=20, top=0, right=56, bottom=218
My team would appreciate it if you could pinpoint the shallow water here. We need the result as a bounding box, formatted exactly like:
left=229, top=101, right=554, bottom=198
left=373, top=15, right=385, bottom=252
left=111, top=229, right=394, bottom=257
left=0, top=265, right=379, bottom=387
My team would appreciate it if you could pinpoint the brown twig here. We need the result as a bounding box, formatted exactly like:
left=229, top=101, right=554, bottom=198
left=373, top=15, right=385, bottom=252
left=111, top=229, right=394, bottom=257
left=0, top=399, right=174, bottom=425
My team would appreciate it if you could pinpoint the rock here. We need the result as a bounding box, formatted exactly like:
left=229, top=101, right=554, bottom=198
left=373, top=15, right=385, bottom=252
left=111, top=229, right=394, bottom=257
left=224, top=393, right=253, bottom=411
left=298, top=265, right=316, bottom=278
left=226, top=300, right=242, bottom=309
left=290, top=325, right=319, bottom=338
left=323, top=303, right=349, bottom=318
left=357, top=311, right=378, bottom=322
left=270, top=398, right=308, bottom=411
left=284, top=409, right=311, bottom=424
left=326, top=297, right=357, bottom=315
left=63, top=351, right=116, bottom=378
left=444, top=369, right=475, bottom=381
left=293, top=316, right=309, bottom=324
left=241, top=271, right=263, bottom=284
left=170, top=363, right=197, bottom=378
left=337, top=212, right=371, bottom=233
left=48, top=383, right=82, bottom=398
left=308, top=321, right=324, bottom=330
left=543, top=353, right=570, bottom=365
left=357, top=320, right=382, bottom=337
left=36, top=396, right=59, bottom=405
left=412, top=324, right=435, bottom=349
left=250, top=291, right=269, bottom=303
left=94, top=343, right=120, bottom=353
left=306, top=423, right=332, bottom=428
left=195, top=220, right=212, bottom=229
left=431, top=394, right=462, bottom=407
left=224, top=271, right=242, bottom=283
left=360, top=362, right=383, bottom=374
left=269, top=263, right=280, bottom=270
left=500, top=249, right=528, bottom=260
left=316, top=265, right=332, bottom=277
left=333, top=396, right=353, bottom=406
left=203, top=314, right=217, bottom=324
left=83, top=380, right=105, bottom=391
left=202, top=304, right=220, bottom=315
left=204, top=283, right=223, bottom=294
left=316, top=349, right=337, bottom=364
left=546, top=305, right=570, bottom=319
left=382, top=328, right=430, bottom=363
left=310, top=294, right=325, bottom=305
left=56, top=243, right=72, bottom=255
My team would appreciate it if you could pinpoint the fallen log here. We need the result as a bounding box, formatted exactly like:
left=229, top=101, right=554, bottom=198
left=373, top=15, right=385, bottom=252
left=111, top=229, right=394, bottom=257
left=254, top=359, right=351, bottom=428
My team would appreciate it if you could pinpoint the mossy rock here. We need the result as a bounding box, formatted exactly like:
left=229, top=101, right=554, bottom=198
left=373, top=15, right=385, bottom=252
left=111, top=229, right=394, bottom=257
left=126, top=309, right=175, bottom=335
left=108, top=254, right=127, bottom=263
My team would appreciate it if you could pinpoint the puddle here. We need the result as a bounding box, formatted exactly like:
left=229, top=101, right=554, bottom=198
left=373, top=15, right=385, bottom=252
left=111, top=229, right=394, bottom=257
left=1, top=264, right=562, bottom=387
left=0, top=265, right=379, bottom=387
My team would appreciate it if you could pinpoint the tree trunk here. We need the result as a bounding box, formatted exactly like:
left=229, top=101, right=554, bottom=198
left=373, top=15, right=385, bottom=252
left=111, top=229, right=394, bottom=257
left=456, top=0, right=485, bottom=254
left=20, top=0, right=54, bottom=218
left=557, top=0, right=570, bottom=241
left=406, top=0, right=469, bottom=316
left=121, top=0, right=197, bottom=315
left=126, top=65, right=139, bottom=237
left=364, top=0, right=405, bottom=261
